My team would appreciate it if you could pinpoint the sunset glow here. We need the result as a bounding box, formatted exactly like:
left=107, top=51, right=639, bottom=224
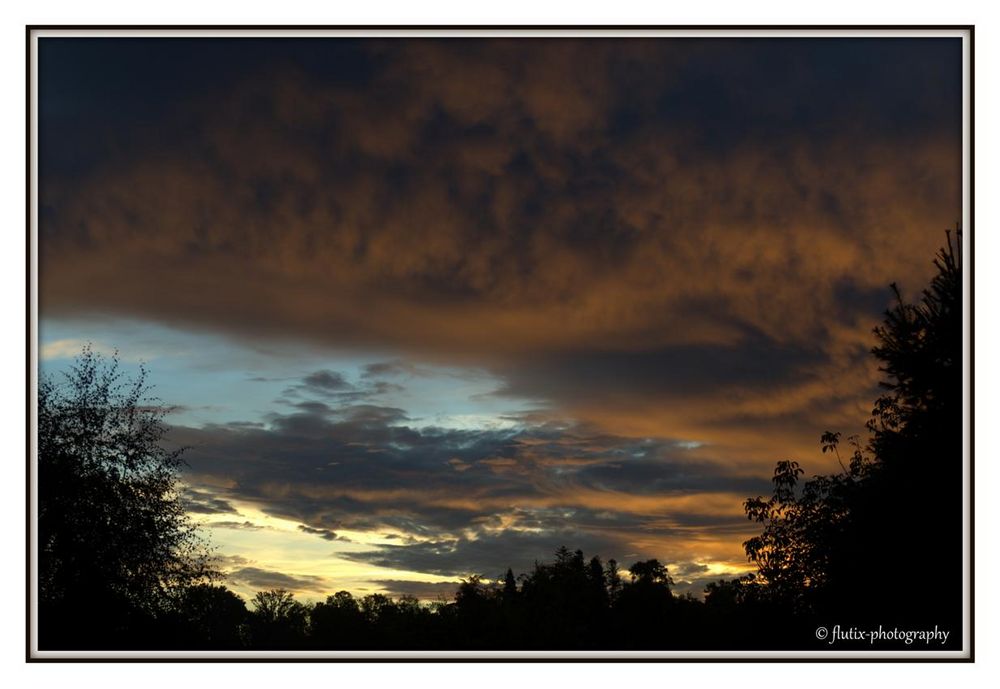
left=37, top=34, right=963, bottom=607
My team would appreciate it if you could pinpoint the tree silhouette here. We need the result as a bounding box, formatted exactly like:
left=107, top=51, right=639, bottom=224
left=843, top=229, right=964, bottom=632
left=311, top=590, right=365, bottom=648
left=627, top=559, right=673, bottom=586
left=742, top=453, right=871, bottom=612
left=742, top=230, right=964, bottom=643
left=502, top=567, right=517, bottom=601
left=604, top=558, right=623, bottom=602
left=170, top=583, right=248, bottom=649
left=248, top=589, right=309, bottom=648
left=37, top=346, right=216, bottom=649
left=615, top=559, right=675, bottom=647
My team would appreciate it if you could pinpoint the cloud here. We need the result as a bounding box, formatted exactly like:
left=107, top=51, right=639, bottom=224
left=226, top=566, right=329, bottom=592
left=40, top=40, right=960, bottom=361
left=373, top=580, right=461, bottom=601
left=38, top=42, right=960, bottom=479
left=40, top=339, right=113, bottom=361
left=215, top=554, right=253, bottom=568
left=207, top=521, right=275, bottom=532
left=671, top=561, right=710, bottom=578
left=39, top=338, right=160, bottom=364
left=342, top=532, right=647, bottom=579
left=301, top=370, right=353, bottom=393
left=181, top=486, right=238, bottom=515
left=279, top=370, right=407, bottom=410
left=362, top=361, right=422, bottom=379
left=297, top=524, right=346, bottom=541
left=168, top=385, right=768, bottom=580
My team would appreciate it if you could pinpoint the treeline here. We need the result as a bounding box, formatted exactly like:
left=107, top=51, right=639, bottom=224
left=71, top=548, right=799, bottom=651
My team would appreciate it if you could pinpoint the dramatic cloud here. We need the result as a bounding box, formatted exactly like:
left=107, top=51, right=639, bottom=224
left=208, top=521, right=276, bottom=532
left=38, top=37, right=964, bottom=597
left=180, top=486, right=239, bottom=515
left=297, top=524, right=347, bottom=541
left=301, top=370, right=353, bottom=394
left=227, top=566, right=329, bottom=593
left=373, top=580, right=462, bottom=601
left=342, top=532, right=652, bottom=579
left=168, top=371, right=771, bottom=581
left=40, top=39, right=959, bottom=358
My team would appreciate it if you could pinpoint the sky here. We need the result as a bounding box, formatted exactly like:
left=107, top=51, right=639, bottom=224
left=37, top=36, right=963, bottom=602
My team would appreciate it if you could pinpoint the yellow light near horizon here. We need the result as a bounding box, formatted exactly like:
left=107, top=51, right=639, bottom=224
left=188, top=496, right=755, bottom=605
left=190, top=500, right=462, bottom=604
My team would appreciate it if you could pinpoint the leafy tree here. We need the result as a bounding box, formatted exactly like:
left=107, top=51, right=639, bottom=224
left=360, top=592, right=399, bottom=624
left=742, top=231, right=964, bottom=635
left=614, top=559, right=675, bottom=648
left=311, top=590, right=365, bottom=648
left=627, top=559, right=673, bottom=586
left=248, top=588, right=309, bottom=647
left=742, top=450, right=870, bottom=612
left=171, top=583, right=248, bottom=649
left=37, top=346, right=215, bottom=648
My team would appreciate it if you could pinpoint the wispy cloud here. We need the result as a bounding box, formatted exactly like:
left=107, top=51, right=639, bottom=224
left=40, top=339, right=115, bottom=361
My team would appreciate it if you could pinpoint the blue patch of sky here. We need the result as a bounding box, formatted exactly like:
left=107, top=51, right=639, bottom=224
left=39, top=317, right=539, bottom=431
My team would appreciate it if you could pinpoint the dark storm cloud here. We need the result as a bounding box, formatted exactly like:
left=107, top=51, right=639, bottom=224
left=39, top=38, right=960, bottom=359
left=344, top=532, right=745, bottom=589
left=489, top=337, right=827, bottom=409
left=38, top=39, right=959, bottom=178
left=292, top=400, right=335, bottom=415
left=279, top=370, right=352, bottom=402
left=171, top=383, right=767, bottom=578
left=208, top=521, right=276, bottom=532
left=227, top=566, right=328, bottom=592
left=301, top=370, right=353, bottom=393
left=341, top=531, right=654, bottom=579
left=374, top=580, right=462, bottom=601
left=297, top=524, right=347, bottom=541
left=214, top=554, right=252, bottom=568
left=280, top=370, right=406, bottom=409
left=174, top=407, right=763, bottom=532
left=180, top=486, right=238, bottom=514
left=362, top=361, right=423, bottom=379
left=483, top=332, right=874, bottom=464
left=672, top=562, right=710, bottom=578
left=38, top=41, right=961, bottom=466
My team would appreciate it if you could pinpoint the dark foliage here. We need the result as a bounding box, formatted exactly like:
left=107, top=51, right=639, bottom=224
left=742, top=229, right=964, bottom=643
left=167, top=584, right=249, bottom=649
left=37, top=347, right=217, bottom=649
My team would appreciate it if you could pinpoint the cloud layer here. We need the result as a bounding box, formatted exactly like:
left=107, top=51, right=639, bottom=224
left=173, top=368, right=780, bottom=586
left=39, top=37, right=964, bottom=595
left=40, top=39, right=960, bottom=355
